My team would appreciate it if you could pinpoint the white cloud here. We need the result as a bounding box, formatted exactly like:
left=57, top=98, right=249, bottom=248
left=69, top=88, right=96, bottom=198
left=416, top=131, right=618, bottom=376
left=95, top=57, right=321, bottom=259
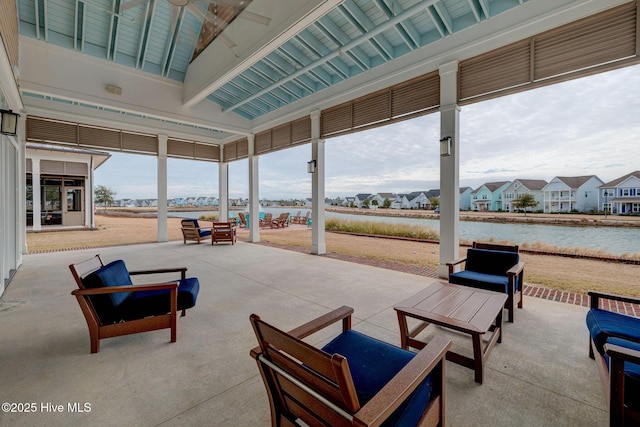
left=95, top=64, right=640, bottom=199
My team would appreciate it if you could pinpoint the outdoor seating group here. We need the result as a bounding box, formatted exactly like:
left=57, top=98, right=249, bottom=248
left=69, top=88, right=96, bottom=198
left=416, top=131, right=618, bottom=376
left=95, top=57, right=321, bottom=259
left=586, top=290, right=640, bottom=426
left=181, top=218, right=236, bottom=245
left=69, top=254, right=200, bottom=353
left=290, top=211, right=310, bottom=225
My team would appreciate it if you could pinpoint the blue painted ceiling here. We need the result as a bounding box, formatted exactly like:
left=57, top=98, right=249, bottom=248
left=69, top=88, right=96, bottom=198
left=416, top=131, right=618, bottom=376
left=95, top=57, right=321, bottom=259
left=18, top=0, right=528, bottom=121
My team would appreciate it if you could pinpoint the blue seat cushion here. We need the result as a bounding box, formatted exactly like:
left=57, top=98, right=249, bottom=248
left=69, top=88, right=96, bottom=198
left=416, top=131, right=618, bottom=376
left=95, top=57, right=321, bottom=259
left=321, top=330, right=434, bottom=427
left=465, top=248, right=519, bottom=277
left=117, top=277, right=200, bottom=321
left=82, top=260, right=134, bottom=324
left=586, top=308, right=640, bottom=354
left=449, top=270, right=510, bottom=294
left=604, top=337, right=640, bottom=411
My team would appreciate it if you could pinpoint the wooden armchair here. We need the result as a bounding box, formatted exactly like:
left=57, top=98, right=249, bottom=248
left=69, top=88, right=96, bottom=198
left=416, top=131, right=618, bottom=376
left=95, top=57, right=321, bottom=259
left=212, top=221, right=236, bottom=245
left=70, top=255, right=199, bottom=353
left=250, top=306, right=451, bottom=426
left=259, top=213, right=273, bottom=228
left=447, top=241, right=524, bottom=322
left=180, top=219, right=212, bottom=244
left=272, top=212, right=289, bottom=228
left=586, top=291, right=640, bottom=426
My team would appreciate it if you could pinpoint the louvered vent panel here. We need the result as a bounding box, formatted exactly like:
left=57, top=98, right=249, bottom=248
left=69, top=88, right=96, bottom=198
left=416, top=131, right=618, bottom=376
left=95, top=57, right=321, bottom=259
left=122, top=133, right=157, bottom=154
left=41, top=160, right=65, bottom=174
left=392, top=73, right=440, bottom=118
left=291, top=117, right=311, bottom=144
left=0, top=0, right=19, bottom=73
left=79, top=126, right=121, bottom=149
left=353, top=90, right=390, bottom=128
left=167, top=139, right=195, bottom=157
left=195, top=143, right=219, bottom=161
left=272, top=124, right=291, bottom=149
left=65, top=162, right=88, bottom=176
left=321, top=103, right=352, bottom=137
left=27, top=117, right=78, bottom=144
left=223, top=141, right=238, bottom=162
left=534, top=2, right=637, bottom=80
left=236, top=139, right=249, bottom=158
left=459, top=40, right=531, bottom=101
left=255, top=131, right=272, bottom=153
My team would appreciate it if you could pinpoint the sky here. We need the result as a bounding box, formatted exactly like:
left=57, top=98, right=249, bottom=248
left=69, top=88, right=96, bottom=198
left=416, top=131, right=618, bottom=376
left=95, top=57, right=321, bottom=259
left=94, top=64, right=640, bottom=201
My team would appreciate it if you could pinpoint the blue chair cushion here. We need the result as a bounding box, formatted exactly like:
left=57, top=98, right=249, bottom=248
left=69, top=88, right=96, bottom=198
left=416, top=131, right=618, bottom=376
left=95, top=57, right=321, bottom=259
left=117, top=277, right=200, bottom=321
left=82, top=260, right=134, bottom=324
left=321, top=330, right=434, bottom=427
left=465, top=248, right=519, bottom=277
left=449, top=270, right=510, bottom=294
left=604, top=337, right=640, bottom=411
left=586, top=308, right=640, bottom=354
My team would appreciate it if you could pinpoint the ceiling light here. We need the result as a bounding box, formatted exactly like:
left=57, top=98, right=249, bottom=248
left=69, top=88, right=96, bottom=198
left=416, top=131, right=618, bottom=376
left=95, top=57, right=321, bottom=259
left=167, top=0, right=190, bottom=6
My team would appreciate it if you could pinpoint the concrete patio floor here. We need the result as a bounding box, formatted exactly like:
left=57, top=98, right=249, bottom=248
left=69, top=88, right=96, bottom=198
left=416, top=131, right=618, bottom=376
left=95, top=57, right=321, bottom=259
left=0, top=240, right=607, bottom=426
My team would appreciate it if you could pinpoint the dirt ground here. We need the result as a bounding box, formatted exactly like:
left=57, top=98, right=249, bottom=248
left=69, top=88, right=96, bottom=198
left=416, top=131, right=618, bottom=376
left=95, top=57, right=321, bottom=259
left=26, top=214, right=640, bottom=297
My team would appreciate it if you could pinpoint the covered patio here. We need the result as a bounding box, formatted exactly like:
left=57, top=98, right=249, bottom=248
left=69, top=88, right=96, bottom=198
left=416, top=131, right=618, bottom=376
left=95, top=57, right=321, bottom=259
left=1, top=241, right=606, bottom=426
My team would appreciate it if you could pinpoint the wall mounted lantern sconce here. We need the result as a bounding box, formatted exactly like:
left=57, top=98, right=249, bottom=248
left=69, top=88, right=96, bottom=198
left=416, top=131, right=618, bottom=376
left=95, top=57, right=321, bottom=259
left=0, top=110, right=20, bottom=136
left=440, top=136, right=452, bottom=157
left=307, top=159, right=317, bottom=174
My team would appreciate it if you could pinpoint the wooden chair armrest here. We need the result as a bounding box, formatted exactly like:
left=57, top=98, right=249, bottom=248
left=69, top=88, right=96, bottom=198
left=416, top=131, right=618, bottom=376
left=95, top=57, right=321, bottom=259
left=605, top=342, right=640, bottom=364
left=445, top=257, right=466, bottom=267
left=354, top=335, right=452, bottom=426
left=507, top=261, right=525, bottom=276
left=129, top=267, right=188, bottom=280
left=287, top=305, right=354, bottom=339
left=72, top=282, right=178, bottom=296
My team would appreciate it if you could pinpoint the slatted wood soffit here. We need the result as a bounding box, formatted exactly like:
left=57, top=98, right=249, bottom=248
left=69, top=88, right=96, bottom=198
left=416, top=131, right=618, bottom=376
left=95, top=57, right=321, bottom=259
left=26, top=116, right=220, bottom=161
left=320, top=72, right=440, bottom=138
left=459, top=2, right=639, bottom=104
left=0, top=0, right=19, bottom=81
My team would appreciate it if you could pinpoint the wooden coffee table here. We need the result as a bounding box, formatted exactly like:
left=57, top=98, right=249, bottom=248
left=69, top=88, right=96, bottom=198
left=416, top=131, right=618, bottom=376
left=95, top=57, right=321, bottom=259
left=394, top=281, right=508, bottom=384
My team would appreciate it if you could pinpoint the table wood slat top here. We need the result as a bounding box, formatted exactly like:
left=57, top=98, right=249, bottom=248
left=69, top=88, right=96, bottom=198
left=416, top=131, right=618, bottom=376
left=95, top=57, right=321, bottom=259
left=394, top=282, right=507, bottom=335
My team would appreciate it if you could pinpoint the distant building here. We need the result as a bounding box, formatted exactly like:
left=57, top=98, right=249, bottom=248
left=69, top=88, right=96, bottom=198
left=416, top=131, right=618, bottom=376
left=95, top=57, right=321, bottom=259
left=471, top=182, right=510, bottom=211
left=459, top=187, right=473, bottom=211
left=598, top=171, right=640, bottom=214
left=542, top=175, right=603, bottom=213
left=503, top=179, right=547, bottom=212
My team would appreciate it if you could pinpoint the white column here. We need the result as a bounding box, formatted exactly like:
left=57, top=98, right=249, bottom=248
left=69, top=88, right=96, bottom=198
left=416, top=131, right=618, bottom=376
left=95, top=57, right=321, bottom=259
left=157, top=135, right=168, bottom=242
left=310, top=110, right=326, bottom=255
left=87, top=156, right=95, bottom=229
left=438, top=61, right=460, bottom=277
left=218, top=147, right=229, bottom=223
left=19, top=116, right=27, bottom=255
left=32, top=158, right=42, bottom=232
left=247, top=135, right=260, bottom=242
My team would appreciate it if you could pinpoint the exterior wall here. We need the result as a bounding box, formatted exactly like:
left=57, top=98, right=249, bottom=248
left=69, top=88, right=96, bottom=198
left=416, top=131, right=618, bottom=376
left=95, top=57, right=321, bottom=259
left=575, top=176, right=603, bottom=212
left=459, top=188, right=472, bottom=211
left=472, top=188, right=492, bottom=211
left=0, top=133, right=21, bottom=298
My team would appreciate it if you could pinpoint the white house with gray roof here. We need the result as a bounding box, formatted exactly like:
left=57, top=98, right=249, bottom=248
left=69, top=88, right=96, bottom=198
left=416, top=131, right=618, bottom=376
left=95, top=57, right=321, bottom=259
left=542, top=175, right=603, bottom=213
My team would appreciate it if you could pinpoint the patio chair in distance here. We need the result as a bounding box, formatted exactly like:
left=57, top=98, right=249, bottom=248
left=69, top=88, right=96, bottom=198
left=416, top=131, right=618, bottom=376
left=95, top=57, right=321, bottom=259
left=180, top=218, right=212, bottom=244
left=250, top=306, right=451, bottom=426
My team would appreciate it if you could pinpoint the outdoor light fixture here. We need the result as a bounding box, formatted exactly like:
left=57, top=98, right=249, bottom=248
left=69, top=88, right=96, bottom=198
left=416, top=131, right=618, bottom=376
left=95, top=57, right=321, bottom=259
left=0, top=110, right=19, bottom=136
left=307, top=159, right=316, bottom=174
left=440, top=136, right=452, bottom=157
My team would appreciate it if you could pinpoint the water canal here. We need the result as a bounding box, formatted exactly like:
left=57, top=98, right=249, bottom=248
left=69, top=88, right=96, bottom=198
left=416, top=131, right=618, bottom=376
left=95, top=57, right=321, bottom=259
left=171, top=208, right=640, bottom=256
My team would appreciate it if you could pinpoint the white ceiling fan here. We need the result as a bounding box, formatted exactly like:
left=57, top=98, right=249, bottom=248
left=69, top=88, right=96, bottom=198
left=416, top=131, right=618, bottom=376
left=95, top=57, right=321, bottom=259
left=119, top=0, right=271, bottom=49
